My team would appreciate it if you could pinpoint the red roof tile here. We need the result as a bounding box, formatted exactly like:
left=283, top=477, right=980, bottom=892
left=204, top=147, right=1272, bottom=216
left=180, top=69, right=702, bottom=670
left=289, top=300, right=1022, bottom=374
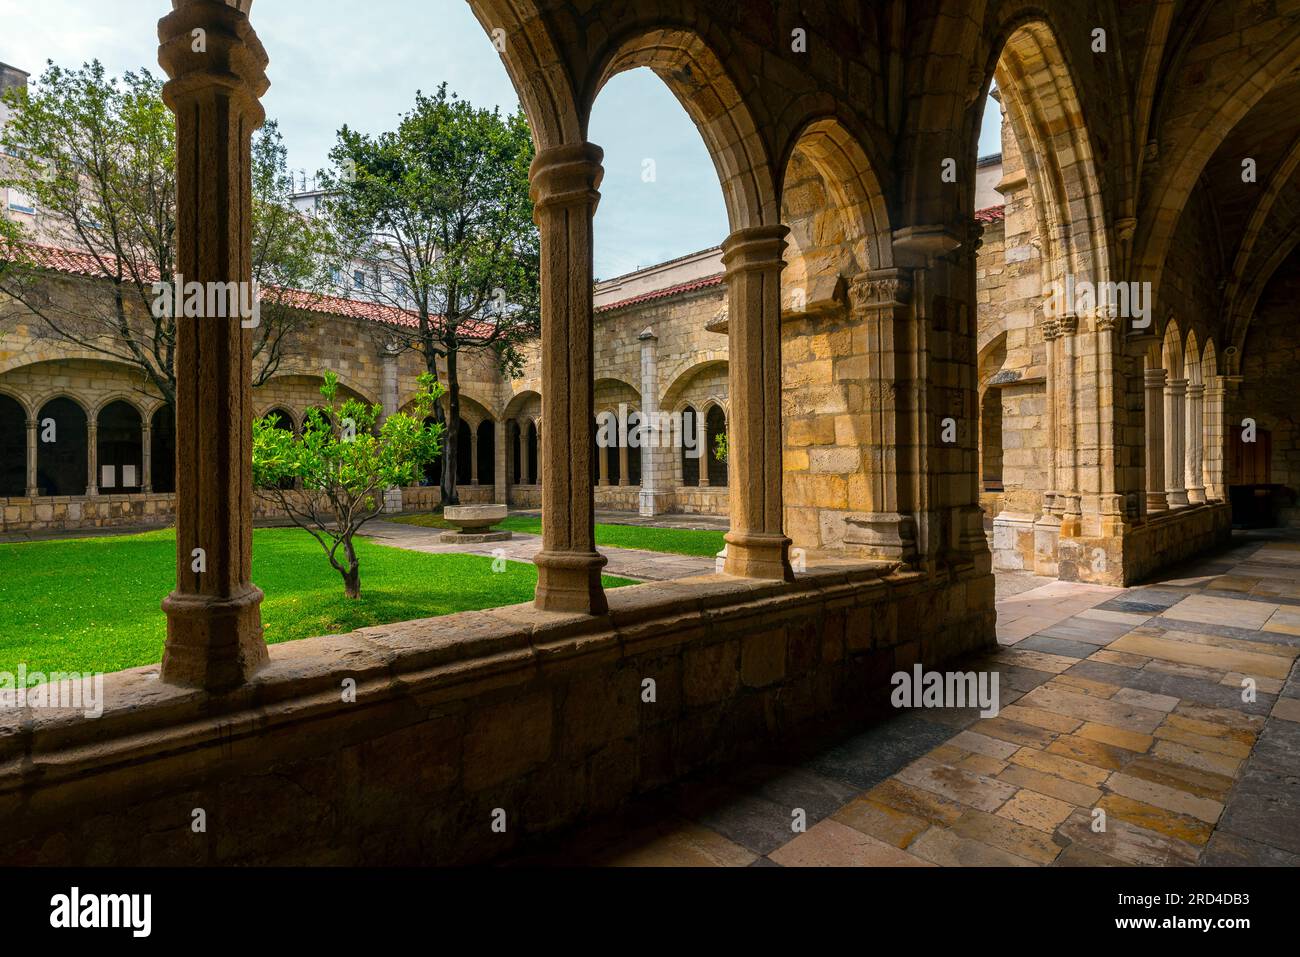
left=975, top=205, right=1006, bottom=223
left=596, top=273, right=725, bottom=313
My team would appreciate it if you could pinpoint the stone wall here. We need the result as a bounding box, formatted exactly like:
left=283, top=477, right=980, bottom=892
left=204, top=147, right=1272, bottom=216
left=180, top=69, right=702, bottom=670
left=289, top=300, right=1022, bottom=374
left=0, top=563, right=994, bottom=865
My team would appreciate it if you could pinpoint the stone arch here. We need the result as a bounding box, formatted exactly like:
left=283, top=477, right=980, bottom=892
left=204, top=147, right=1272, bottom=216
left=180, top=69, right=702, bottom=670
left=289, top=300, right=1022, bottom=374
left=1201, top=339, right=1218, bottom=384
left=462, top=0, right=581, bottom=151
left=660, top=359, right=727, bottom=416
left=779, top=115, right=894, bottom=287
left=151, top=405, right=177, bottom=495
left=0, top=392, right=27, bottom=496
left=991, top=18, right=1112, bottom=301
left=703, top=402, right=728, bottom=488
left=260, top=406, right=297, bottom=432
left=1185, top=330, right=1202, bottom=387
left=1161, top=319, right=1184, bottom=379
left=585, top=27, right=778, bottom=229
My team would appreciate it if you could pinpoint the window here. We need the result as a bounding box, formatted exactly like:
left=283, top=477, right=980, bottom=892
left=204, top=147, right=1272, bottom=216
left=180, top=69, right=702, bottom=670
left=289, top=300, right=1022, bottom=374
left=353, top=270, right=365, bottom=290
left=7, top=187, right=35, bottom=214
left=329, top=266, right=342, bottom=285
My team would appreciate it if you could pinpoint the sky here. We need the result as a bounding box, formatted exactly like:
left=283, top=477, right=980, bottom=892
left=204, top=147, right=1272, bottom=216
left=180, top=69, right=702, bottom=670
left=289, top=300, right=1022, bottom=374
left=0, top=0, right=1002, bottom=280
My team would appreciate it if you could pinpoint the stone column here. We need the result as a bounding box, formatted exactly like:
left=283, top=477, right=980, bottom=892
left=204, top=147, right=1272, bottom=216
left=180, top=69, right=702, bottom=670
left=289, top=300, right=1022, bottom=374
left=1204, top=377, right=1228, bottom=501
left=529, top=143, right=607, bottom=614
left=380, top=343, right=402, bottom=512
left=597, top=437, right=609, bottom=486
left=141, top=421, right=153, bottom=493
left=1185, top=382, right=1206, bottom=504
left=637, top=329, right=670, bottom=516
left=1144, top=367, right=1168, bottom=512
left=158, top=0, right=268, bottom=689
left=25, top=419, right=38, bottom=497
left=721, top=225, right=793, bottom=581
left=86, top=422, right=98, bottom=496
left=519, top=420, right=531, bottom=485
left=617, top=443, right=629, bottom=487
left=842, top=269, right=918, bottom=561
left=494, top=418, right=507, bottom=502
left=1164, top=378, right=1189, bottom=507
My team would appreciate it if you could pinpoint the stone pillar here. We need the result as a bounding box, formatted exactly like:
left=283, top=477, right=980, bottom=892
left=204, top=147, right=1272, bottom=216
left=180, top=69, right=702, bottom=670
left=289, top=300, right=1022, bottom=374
left=637, top=329, right=671, bottom=516
left=141, top=421, right=153, bottom=493
left=1144, top=367, right=1168, bottom=512
left=1185, top=382, right=1206, bottom=504
left=519, top=420, right=531, bottom=485
left=842, top=269, right=918, bottom=561
left=597, top=437, right=609, bottom=486
left=1164, top=378, right=1189, bottom=507
left=158, top=0, right=268, bottom=689
left=529, top=143, right=607, bottom=614
left=617, top=443, right=629, bottom=487
left=25, top=419, right=38, bottom=497
left=86, top=422, right=98, bottom=496
left=721, top=225, right=793, bottom=581
left=494, top=418, right=507, bottom=502
left=1204, top=378, right=1229, bottom=501
left=380, top=343, right=402, bottom=512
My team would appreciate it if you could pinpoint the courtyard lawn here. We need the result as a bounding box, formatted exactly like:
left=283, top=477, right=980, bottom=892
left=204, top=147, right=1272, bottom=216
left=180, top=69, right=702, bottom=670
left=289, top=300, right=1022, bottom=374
left=392, top=511, right=727, bottom=558
left=0, top=527, right=636, bottom=678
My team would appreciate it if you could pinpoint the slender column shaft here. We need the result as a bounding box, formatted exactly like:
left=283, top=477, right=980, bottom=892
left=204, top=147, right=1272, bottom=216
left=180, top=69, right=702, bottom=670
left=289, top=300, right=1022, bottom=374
left=519, top=420, right=531, bottom=485
left=598, top=438, right=609, bottom=486
left=721, top=225, right=792, bottom=580
left=470, top=427, right=480, bottom=486
left=1186, top=382, right=1206, bottom=504
left=158, top=0, right=269, bottom=689
left=1165, top=378, right=1189, bottom=506
left=142, top=422, right=153, bottom=493
left=1204, top=380, right=1227, bottom=501
left=529, top=143, right=607, bottom=614
left=1144, top=367, right=1168, bottom=512
left=86, top=422, right=98, bottom=496
left=25, top=419, right=38, bottom=497
left=494, top=418, right=507, bottom=500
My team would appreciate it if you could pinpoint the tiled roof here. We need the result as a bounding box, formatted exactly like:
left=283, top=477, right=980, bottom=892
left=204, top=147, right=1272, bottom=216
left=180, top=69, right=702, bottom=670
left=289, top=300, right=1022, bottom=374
left=0, top=240, right=499, bottom=336
left=596, top=273, right=725, bottom=313
left=975, top=204, right=1006, bottom=223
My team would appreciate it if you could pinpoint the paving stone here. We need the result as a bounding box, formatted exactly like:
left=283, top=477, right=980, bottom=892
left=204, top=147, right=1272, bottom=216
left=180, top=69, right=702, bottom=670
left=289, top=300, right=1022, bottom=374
left=1162, top=594, right=1279, bottom=630
left=967, top=715, right=1059, bottom=749
left=1067, top=659, right=1275, bottom=715
left=996, top=764, right=1104, bottom=807
left=1111, top=630, right=1294, bottom=680
left=1154, top=723, right=1253, bottom=758
left=1051, top=673, right=1121, bottom=698
left=1052, top=843, right=1128, bottom=866
left=1075, top=722, right=1154, bottom=753
left=1112, top=687, right=1179, bottom=712
left=1046, top=734, right=1134, bottom=772
left=832, top=797, right=929, bottom=848
left=949, top=729, right=1021, bottom=760
left=1019, top=684, right=1166, bottom=733
left=1202, top=830, right=1300, bottom=866
left=893, top=758, right=1019, bottom=813
left=1097, top=793, right=1214, bottom=846
left=767, top=819, right=933, bottom=867
left=907, top=826, right=1038, bottom=867
left=999, top=703, right=1083, bottom=734
left=956, top=753, right=1007, bottom=777
left=995, top=789, right=1076, bottom=833
left=1271, top=696, right=1300, bottom=723
left=950, top=807, right=1064, bottom=863
left=1104, top=772, right=1224, bottom=824
left=1016, top=634, right=1100, bottom=659
left=800, top=710, right=958, bottom=791
left=595, top=818, right=758, bottom=867
left=1010, top=746, right=1112, bottom=787
left=1056, top=808, right=1200, bottom=866
left=1123, top=756, right=1236, bottom=801
left=1151, top=740, right=1243, bottom=778
left=862, top=778, right=967, bottom=827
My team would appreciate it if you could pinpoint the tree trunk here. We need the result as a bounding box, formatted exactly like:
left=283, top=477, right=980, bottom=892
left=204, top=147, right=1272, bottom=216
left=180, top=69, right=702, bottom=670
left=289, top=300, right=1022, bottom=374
left=442, top=342, right=461, bottom=507
left=341, top=536, right=361, bottom=599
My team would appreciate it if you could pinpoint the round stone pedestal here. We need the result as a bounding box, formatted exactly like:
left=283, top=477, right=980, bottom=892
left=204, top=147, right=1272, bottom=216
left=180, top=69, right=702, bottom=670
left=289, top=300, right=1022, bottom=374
left=440, top=504, right=512, bottom=543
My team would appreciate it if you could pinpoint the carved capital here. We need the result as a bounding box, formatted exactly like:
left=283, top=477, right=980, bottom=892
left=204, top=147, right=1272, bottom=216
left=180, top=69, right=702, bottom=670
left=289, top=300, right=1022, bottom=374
left=529, top=142, right=604, bottom=215
left=720, top=224, right=788, bottom=276
left=158, top=0, right=269, bottom=122
left=848, top=268, right=913, bottom=314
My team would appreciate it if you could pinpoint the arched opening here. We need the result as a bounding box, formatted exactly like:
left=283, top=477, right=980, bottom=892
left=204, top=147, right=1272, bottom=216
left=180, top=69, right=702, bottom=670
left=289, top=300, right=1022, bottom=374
left=35, top=397, right=88, bottom=497
left=526, top=421, right=538, bottom=485
left=476, top=421, right=495, bottom=489
left=261, top=407, right=296, bottom=491
left=150, top=405, right=176, bottom=495
left=456, top=419, right=473, bottom=487
left=0, top=394, right=26, bottom=496
left=422, top=416, right=442, bottom=487
left=705, top=404, right=728, bottom=488
left=981, top=389, right=1004, bottom=493
left=680, top=405, right=700, bottom=488
left=96, top=401, right=143, bottom=493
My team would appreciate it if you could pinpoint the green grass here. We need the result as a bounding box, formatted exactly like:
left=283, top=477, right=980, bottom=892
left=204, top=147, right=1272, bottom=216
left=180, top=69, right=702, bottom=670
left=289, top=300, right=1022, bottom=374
left=392, top=511, right=727, bottom=558
left=0, top=527, right=635, bottom=677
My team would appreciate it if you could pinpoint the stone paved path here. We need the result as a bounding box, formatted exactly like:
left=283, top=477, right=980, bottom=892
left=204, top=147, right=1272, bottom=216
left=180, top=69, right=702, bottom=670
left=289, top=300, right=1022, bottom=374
left=359, top=519, right=715, bottom=582
left=512, top=531, right=1300, bottom=866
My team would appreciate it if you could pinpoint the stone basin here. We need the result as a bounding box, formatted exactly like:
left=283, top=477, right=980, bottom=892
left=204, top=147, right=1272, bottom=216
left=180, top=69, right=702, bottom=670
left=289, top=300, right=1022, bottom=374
left=441, top=504, right=511, bottom=542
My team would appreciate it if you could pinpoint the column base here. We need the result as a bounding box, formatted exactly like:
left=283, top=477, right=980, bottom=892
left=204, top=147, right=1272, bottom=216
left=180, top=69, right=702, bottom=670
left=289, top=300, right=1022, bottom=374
left=638, top=489, right=672, bottom=517
left=843, top=512, right=917, bottom=562
left=534, top=549, right=608, bottom=615
left=1166, top=490, right=1190, bottom=507
left=723, top=530, right=794, bottom=581
left=1146, top=492, right=1169, bottom=512
left=1187, top=487, right=1207, bottom=505
left=161, top=583, right=267, bottom=691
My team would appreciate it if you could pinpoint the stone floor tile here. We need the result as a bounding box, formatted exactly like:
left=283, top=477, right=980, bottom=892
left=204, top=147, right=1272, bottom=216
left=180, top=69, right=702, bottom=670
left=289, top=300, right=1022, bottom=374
left=950, top=807, right=1064, bottom=863
left=1052, top=843, right=1129, bottom=866
left=1018, top=684, right=1166, bottom=733
left=996, top=764, right=1104, bottom=807
left=1112, top=687, right=1179, bottom=712
left=893, top=758, right=1019, bottom=813
left=767, top=819, right=933, bottom=867
left=999, top=703, right=1083, bottom=734
left=907, top=826, right=1038, bottom=867
left=1088, top=648, right=1151, bottom=667
left=1076, top=608, right=1155, bottom=627
left=832, top=797, right=929, bottom=848
left=1220, top=672, right=1284, bottom=695
left=1123, top=756, right=1236, bottom=801
left=949, top=729, right=1021, bottom=760
left=999, top=648, right=1078, bottom=674
left=595, top=818, right=758, bottom=867
left=1154, top=723, right=1252, bottom=759
left=995, top=789, right=1076, bottom=833
left=1010, top=746, right=1112, bottom=787
left=798, top=710, right=958, bottom=791
left=1046, top=734, right=1135, bottom=772
left=1017, top=635, right=1100, bottom=659
left=862, top=778, right=968, bottom=827
left=1055, top=808, right=1200, bottom=866
left=1271, top=696, right=1300, bottom=723
left=1111, top=630, right=1294, bottom=680
left=1075, top=721, right=1155, bottom=753
left=1104, top=772, right=1224, bottom=824
left=1202, top=830, right=1300, bottom=866
left=1049, top=673, right=1121, bottom=698
left=1150, top=740, right=1243, bottom=778
left=967, top=715, right=1060, bottom=749
left=1162, top=594, right=1279, bottom=630
left=956, top=753, right=1007, bottom=777
left=1096, top=793, right=1214, bottom=846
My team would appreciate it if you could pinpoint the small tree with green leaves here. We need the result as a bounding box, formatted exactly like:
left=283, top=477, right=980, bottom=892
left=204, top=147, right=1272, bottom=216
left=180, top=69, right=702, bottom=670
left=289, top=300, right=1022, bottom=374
left=252, top=371, right=444, bottom=599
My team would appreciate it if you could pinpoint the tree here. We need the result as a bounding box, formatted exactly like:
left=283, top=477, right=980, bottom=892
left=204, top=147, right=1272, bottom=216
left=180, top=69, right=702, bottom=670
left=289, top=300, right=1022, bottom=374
left=252, top=371, right=444, bottom=599
left=0, top=60, right=339, bottom=406
left=321, top=84, right=539, bottom=505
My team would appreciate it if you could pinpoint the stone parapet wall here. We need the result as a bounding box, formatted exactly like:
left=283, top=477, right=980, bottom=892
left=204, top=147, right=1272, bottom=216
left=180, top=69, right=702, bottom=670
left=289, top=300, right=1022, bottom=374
left=673, top=485, right=728, bottom=516
left=594, top=485, right=641, bottom=511
left=0, top=562, right=994, bottom=865
left=1055, top=502, right=1232, bottom=586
